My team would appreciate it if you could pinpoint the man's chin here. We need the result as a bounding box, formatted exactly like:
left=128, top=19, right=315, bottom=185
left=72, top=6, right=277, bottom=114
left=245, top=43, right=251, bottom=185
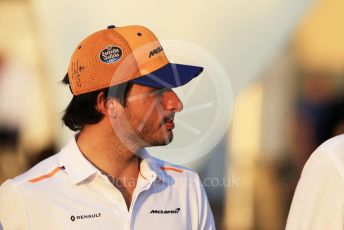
left=146, top=132, right=174, bottom=147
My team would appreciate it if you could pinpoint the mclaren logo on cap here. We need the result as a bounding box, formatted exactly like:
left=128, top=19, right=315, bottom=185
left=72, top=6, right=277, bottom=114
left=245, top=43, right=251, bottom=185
left=148, top=46, right=163, bottom=58
left=100, top=45, right=122, bottom=64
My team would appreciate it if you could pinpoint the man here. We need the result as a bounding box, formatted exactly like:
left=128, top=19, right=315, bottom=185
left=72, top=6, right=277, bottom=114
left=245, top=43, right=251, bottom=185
left=0, top=25, right=215, bottom=229
left=286, top=134, right=344, bottom=229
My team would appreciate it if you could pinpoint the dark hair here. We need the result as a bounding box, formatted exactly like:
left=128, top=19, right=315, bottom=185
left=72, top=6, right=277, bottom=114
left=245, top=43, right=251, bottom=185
left=61, top=73, right=133, bottom=131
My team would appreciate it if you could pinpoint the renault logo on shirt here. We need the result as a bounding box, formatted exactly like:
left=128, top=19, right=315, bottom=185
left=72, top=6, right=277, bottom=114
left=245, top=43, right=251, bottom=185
left=150, top=208, right=180, bottom=214
left=70, top=213, right=101, bottom=221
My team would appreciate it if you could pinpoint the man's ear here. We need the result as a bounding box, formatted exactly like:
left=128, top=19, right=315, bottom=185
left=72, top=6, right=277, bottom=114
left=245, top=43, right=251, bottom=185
left=106, top=100, right=117, bottom=119
left=96, top=92, right=109, bottom=116
left=96, top=92, right=120, bottom=119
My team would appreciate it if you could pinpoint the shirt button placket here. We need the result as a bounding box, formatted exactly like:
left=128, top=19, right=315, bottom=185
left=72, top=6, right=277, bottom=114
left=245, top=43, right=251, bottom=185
left=100, top=175, right=129, bottom=225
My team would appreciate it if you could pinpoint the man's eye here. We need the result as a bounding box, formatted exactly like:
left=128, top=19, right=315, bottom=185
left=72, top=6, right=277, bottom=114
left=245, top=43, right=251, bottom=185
left=155, top=88, right=170, bottom=95
left=148, top=89, right=161, bottom=96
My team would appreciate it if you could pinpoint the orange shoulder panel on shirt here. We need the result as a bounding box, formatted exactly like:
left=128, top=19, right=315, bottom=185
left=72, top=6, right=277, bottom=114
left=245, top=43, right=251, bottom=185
left=29, top=166, right=65, bottom=183
left=160, top=167, right=183, bottom=173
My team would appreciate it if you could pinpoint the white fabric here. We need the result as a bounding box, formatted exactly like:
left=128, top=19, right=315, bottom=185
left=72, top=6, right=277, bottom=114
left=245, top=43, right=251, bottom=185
left=286, top=134, right=344, bottom=230
left=0, top=136, right=215, bottom=230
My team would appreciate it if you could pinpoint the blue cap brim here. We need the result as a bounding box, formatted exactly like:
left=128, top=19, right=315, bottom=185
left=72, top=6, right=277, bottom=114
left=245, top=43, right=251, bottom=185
left=132, top=63, right=203, bottom=88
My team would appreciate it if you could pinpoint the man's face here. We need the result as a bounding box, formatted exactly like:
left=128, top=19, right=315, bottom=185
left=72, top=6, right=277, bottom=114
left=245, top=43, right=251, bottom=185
left=118, top=83, right=183, bottom=147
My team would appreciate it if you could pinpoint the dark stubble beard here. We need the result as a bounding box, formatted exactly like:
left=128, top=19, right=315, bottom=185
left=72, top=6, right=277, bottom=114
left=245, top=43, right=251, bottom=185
left=120, top=111, right=172, bottom=148
left=135, top=124, right=174, bottom=147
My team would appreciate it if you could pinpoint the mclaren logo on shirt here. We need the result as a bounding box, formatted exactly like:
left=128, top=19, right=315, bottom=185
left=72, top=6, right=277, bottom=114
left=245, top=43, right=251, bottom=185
left=150, top=208, right=180, bottom=214
left=70, top=213, right=101, bottom=221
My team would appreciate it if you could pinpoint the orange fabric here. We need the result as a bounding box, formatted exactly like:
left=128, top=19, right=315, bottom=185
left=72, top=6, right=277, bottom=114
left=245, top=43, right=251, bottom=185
left=29, top=166, right=64, bottom=183
left=115, top=25, right=169, bottom=75
left=160, top=167, right=183, bottom=173
left=68, top=25, right=170, bottom=95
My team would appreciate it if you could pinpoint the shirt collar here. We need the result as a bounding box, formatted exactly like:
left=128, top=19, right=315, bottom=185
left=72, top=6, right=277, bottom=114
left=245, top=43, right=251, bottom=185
left=58, top=136, right=99, bottom=184
left=138, top=148, right=173, bottom=185
left=58, top=135, right=172, bottom=185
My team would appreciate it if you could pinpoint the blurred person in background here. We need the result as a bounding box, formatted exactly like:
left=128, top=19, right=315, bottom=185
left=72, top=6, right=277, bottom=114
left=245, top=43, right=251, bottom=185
left=0, top=51, right=29, bottom=182
left=286, top=76, right=344, bottom=229
left=0, top=25, right=215, bottom=230
left=0, top=52, right=21, bottom=151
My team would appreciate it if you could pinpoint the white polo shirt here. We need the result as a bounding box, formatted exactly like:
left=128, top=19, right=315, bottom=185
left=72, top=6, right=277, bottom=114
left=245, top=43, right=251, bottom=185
left=286, top=134, right=344, bottom=229
left=0, top=136, right=215, bottom=230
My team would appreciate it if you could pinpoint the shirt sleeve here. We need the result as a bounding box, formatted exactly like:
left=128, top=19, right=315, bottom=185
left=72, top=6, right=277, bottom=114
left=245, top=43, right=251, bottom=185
left=195, top=174, right=216, bottom=230
left=286, top=151, right=344, bottom=230
left=0, top=180, right=29, bottom=230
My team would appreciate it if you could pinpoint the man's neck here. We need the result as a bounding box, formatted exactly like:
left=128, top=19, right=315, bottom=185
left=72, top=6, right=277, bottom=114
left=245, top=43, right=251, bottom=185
left=76, top=124, right=141, bottom=180
left=76, top=124, right=142, bottom=210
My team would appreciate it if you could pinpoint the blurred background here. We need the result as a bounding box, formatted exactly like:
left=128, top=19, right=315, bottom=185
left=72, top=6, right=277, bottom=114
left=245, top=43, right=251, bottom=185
left=1, top=0, right=344, bottom=229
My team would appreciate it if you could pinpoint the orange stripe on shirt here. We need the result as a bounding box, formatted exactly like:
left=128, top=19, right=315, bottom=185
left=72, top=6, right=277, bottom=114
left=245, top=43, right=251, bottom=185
left=29, top=166, right=65, bottom=183
left=160, top=167, right=183, bottom=173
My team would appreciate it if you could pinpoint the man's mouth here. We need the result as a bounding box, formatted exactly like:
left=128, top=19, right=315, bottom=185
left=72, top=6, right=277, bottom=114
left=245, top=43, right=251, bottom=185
left=162, top=117, right=175, bottom=130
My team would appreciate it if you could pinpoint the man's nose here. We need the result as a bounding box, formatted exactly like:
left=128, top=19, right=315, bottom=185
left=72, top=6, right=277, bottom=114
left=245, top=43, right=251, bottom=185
left=162, top=90, right=183, bottom=112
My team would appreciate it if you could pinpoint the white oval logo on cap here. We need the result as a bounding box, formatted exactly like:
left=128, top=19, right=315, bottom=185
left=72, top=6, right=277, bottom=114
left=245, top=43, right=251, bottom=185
left=99, top=45, right=122, bottom=64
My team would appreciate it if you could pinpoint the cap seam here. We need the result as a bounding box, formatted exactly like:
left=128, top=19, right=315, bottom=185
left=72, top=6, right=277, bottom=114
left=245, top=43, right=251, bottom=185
left=112, top=29, right=141, bottom=82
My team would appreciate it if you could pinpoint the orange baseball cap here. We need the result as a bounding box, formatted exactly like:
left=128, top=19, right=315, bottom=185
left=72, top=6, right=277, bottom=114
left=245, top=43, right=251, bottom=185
left=67, top=25, right=203, bottom=95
